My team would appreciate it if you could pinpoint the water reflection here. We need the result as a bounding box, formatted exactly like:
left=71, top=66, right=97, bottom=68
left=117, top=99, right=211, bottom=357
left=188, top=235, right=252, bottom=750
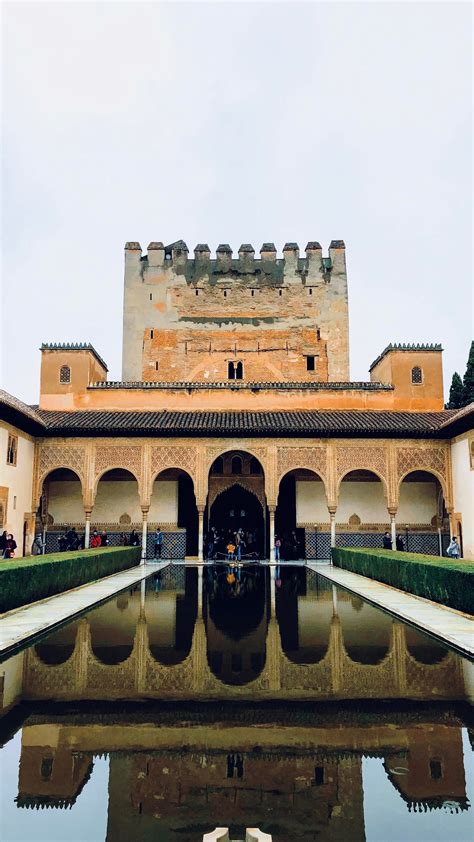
left=0, top=565, right=472, bottom=841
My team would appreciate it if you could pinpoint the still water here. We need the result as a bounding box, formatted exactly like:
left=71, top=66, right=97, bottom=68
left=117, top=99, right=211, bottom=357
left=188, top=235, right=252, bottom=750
left=0, top=564, right=473, bottom=841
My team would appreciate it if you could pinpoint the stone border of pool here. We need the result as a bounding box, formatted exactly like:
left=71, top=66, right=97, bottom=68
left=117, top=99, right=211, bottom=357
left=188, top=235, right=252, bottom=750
left=0, top=561, right=168, bottom=659
left=311, top=563, right=474, bottom=659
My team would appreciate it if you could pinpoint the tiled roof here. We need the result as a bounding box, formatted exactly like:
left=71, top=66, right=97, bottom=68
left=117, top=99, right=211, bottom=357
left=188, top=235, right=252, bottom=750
left=33, top=408, right=458, bottom=438
left=369, top=343, right=443, bottom=371
left=40, top=343, right=108, bottom=371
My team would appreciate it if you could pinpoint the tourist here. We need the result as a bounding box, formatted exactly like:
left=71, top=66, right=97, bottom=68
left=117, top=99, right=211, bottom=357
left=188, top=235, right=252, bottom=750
left=3, top=533, right=17, bottom=558
left=447, top=536, right=461, bottom=559
left=66, top=526, right=80, bottom=550
left=120, top=532, right=129, bottom=546
left=0, top=530, right=7, bottom=555
left=396, top=535, right=405, bottom=552
left=91, top=530, right=102, bottom=548
left=100, top=530, right=109, bottom=547
left=226, top=540, right=235, bottom=560
left=206, top=531, right=214, bottom=560
left=32, top=532, right=44, bottom=555
left=274, top=536, right=281, bottom=561
left=130, top=529, right=140, bottom=547
left=58, top=533, right=68, bottom=552
left=382, top=531, right=392, bottom=550
left=154, top=526, right=163, bottom=559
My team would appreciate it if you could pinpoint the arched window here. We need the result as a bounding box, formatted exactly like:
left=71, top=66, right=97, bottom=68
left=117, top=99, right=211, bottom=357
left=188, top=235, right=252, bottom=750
left=231, top=456, right=242, bottom=475
left=59, top=365, right=71, bottom=384
left=250, top=457, right=262, bottom=475
left=211, top=456, right=224, bottom=475
left=411, top=366, right=422, bottom=384
left=227, top=361, right=244, bottom=380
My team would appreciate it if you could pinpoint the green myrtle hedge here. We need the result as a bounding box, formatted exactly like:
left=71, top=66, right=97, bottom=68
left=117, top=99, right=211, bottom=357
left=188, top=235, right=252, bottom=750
left=0, top=547, right=141, bottom=614
left=332, top=547, right=474, bottom=615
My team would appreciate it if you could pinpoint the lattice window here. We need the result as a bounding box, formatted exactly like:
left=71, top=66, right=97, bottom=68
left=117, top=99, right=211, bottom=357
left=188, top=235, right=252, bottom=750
left=411, top=366, right=422, bottom=384
left=6, top=434, right=17, bottom=466
left=59, top=365, right=71, bottom=383
left=227, top=361, right=244, bottom=380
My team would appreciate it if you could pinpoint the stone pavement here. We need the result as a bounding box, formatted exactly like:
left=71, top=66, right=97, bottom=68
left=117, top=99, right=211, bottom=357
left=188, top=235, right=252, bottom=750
left=0, top=562, right=167, bottom=658
left=311, top=563, right=473, bottom=658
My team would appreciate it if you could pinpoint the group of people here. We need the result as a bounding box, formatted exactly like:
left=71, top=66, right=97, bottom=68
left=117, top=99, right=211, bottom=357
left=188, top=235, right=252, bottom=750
left=205, top=526, right=260, bottom=561
left=382, top=530, right=461, bottom=558
left=0, top=530, right=17, bottom=559
left=382, top=532, right=406, bottom=551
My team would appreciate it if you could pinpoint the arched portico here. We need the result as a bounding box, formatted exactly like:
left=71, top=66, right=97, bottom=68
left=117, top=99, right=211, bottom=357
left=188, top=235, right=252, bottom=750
left=37, top=468, right=85, bottom=553
left=149, top=468, right=198, bottom=558
left=397, top=470, right=449, bottom=554
left=276, top=468, right=327, bottom=560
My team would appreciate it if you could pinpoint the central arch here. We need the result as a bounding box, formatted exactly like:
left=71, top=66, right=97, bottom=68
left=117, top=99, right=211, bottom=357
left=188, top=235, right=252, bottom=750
left=207, top=450, right=266, bottom=559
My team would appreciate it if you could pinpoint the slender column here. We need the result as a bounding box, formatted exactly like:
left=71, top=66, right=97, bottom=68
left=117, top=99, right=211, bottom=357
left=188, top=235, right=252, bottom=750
left=447, top=508, right=455, bottom=540
left=84, top=510, right=92, bottom=549
left=328, top=506, right=337, bottom=550
left=388, top=507, right=397, bottom=549
left=438, top=527, right=442, bottom=557
left=332, top=585, right=338, bottom=615
left=141, top=508, right=149, bottom=564
left=268, top=506, right=276, bottom=561
left=197, top=506, right=205, bottom=562
left=197, top=563, right=204, bottom=619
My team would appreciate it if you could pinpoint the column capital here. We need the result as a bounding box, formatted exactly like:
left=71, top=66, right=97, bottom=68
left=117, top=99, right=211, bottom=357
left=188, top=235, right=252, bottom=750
left=327, top=506, right=337, bottom=516
left=84, top=509, right=93, bottom=519
left=197, top=504, right=206, bottom=514
left=141, top=506, right=150, bottom=517
left=268, top=505, right=276, bottom=514
left=387, top=506, right=398, bottom=517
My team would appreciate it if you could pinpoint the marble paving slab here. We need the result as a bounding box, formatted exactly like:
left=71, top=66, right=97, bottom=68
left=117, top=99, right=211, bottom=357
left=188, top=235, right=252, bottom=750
left=310, top=563, right=473, bottom=658
left=0, top=562, right=168, bottom=657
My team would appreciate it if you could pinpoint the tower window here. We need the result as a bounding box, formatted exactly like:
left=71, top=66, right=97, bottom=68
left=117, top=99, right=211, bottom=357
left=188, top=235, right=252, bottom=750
left=251, top=289, right=255, bottom=297
left=150, top=329, right=154, bottom=339
left=306, top=356, right=315, bottom=372
left=314, top=766, right=325, bottom=786
left=155, top=361, right=159, bottom=371
left=7, top=434, right=18, bottom=466
left=59, top=365, right=71, bottom=384
left=224, top=290, right=227, bottom=297
left=195, top=289, right=199, bottom=296
left=41, top=758, right=54, bottom=781
left=149, top=293, right=153, bottom=301
left=430, top=759, right=443, bottom=780
left=279, top=289, right=283, bottom=296
left=412, top=366, right=423, bottom=384
left=308, top=288, right=313, bottom=295
left=228, top=361, right=244, bottom=380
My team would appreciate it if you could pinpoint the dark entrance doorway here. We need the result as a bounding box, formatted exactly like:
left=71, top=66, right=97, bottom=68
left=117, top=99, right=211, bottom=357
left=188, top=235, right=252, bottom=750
left=209, top=485, right=264, bottom=558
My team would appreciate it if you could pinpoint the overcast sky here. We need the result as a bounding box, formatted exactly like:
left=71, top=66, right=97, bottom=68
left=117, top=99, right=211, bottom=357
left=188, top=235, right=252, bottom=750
left=2, top=1, right=472, bottom=404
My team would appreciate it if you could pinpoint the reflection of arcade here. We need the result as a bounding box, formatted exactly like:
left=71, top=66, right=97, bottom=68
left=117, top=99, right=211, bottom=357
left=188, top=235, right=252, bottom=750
left=205, top=564, right=268, bottom=685
left=13, top=707, right=470, bottom=841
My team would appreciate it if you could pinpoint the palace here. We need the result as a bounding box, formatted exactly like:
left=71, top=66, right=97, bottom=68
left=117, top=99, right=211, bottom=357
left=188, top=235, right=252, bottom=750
left=1, top=239, right=473, bottom=559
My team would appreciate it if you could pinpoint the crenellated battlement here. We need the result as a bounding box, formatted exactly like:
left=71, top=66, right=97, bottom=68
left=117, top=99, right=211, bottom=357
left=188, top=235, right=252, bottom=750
left=124, top=239, right=345, bottom=282
left=122, top=236, right=349, bottom=384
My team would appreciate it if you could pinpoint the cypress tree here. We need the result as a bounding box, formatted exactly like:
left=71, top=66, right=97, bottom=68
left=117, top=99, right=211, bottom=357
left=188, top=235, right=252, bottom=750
left=462, top=340, right=474, bottom=405
left=447, top=372, right=465, bottom=409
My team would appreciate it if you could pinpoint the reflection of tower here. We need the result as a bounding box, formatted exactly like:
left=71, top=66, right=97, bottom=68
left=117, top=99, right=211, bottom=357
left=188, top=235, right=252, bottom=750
left=105, top=750, right=366, bottom=842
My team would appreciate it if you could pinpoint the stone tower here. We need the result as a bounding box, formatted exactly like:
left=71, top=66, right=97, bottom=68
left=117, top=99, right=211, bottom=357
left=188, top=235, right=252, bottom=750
left=122, top=240, right=349, bottom=383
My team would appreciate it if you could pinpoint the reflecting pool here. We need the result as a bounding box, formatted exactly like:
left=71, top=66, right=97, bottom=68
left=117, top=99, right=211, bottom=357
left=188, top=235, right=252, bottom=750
left=0, top=564, right=473, bottom=841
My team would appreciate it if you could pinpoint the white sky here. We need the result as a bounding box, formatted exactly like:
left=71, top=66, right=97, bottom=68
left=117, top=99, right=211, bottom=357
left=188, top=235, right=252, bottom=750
left=1, top=1, right=472, bottom=404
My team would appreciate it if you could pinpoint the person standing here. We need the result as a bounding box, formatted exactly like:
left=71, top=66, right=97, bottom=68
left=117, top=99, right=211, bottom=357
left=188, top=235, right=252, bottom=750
left=154, top=527, right=163, bottom=559
left=274, top=536, right=281, bottom=561
left=0, top=531, right=7, bottom=555
left=90, top=530, right=101, bottom=548
left=382, top=531, right=392, bottom=550
left=396, top=535, right=405, bottom=552
left=100, top=530, right=108, bottom=548
left=447, top=536, right=461, bottom=559
left=32, top=532, right=44, bottom=555
left=3, top=533, right=17, bottom=558
left=130, top=529, right=140, bottom=547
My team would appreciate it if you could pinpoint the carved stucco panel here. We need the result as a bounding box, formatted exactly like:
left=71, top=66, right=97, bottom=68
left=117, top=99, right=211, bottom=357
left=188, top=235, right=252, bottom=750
left=36, top=444, right=87, bottom=504
left=336, top=446, right=388, bottom=491
left=277, top=446, right=327, bottom=483
left=396, top=446, right=448, bottom=494
left=150, top=446, right=197, bottom=480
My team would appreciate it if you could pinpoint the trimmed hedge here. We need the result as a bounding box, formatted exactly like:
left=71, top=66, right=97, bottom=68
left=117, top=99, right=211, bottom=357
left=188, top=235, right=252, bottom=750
left=332, top=547, right=474, bottom=615
left=0, top=547, right=141, bottom=614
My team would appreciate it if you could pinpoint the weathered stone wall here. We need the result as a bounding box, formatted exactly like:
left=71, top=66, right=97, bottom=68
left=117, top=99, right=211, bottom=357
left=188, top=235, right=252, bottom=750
left=122, top=240, right=349, bottom=383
